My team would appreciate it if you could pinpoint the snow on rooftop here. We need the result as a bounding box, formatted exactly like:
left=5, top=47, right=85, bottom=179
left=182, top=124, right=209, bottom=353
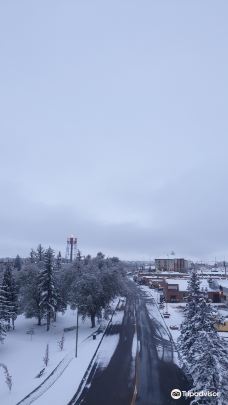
left=217, top=279, right=228, bottom=289
left=165, top=278, right=215, bottom=292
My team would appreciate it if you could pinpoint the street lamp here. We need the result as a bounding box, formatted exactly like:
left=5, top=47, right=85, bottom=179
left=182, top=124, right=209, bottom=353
left=75, top=307, right=79, bottom=358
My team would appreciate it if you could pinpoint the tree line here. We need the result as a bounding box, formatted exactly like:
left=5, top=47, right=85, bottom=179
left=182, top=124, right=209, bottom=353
left=0, top=245, right=128, bottom=342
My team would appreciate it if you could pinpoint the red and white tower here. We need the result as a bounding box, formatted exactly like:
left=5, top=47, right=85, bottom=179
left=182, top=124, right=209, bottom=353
left=66, top=235, right=77, bottom=262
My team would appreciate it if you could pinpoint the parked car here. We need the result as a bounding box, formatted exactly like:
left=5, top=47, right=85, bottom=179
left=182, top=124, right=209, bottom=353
left=163, top=313, right=170, bottom=318
left=170, top=325, right=179, bottom=330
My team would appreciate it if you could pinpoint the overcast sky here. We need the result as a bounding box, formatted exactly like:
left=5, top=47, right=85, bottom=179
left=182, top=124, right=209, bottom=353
left=0, top=1, right=228, bottom=261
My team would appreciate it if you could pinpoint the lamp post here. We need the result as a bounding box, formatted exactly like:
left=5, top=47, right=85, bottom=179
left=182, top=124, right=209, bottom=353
left=75, top=307, right=79, bottom=358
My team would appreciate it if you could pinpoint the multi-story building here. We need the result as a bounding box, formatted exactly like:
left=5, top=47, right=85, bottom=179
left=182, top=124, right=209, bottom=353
left=155, top=258, right=189, bottom=273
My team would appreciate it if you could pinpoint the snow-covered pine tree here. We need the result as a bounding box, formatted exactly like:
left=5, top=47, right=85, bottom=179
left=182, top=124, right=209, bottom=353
left=0, top=285, right=10, bottom=330
left=178, top=269, right=203, bottom=366
left=0, top=318, right=6, bottom=343
left=2, top=265, right=18, bottom=329
left=0, top=286, right=8, bottom=342
left=14, top=254, right=22, bottom=271
left=30, top=249, right=36, bottom=263
left=39, top=248, right=57, bottom=331
left=55, top=281, right=67, bottom=318
left=36, top=244, right=45, bottom=263
left=54, top=252, right=67, bottom=319
left=188, top=299, right=228, bottom=405
left=55, top=251, right=62, bottom=272
left=73, top=250, right=84, bottom=273
left=192, top=298, right=218, bottom=333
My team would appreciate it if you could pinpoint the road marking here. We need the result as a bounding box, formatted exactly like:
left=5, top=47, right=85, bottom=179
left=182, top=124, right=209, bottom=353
left=131, top=349, right=139, bottom=405
left=131, top=305, right=139, bottom=405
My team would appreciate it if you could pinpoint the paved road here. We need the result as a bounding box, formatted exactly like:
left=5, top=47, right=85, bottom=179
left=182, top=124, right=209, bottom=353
left=71, top=283, right=190, bottom=405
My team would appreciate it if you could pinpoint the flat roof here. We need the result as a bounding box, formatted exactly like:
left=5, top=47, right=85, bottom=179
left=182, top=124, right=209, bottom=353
left=165, top=278, right=215, bottom=292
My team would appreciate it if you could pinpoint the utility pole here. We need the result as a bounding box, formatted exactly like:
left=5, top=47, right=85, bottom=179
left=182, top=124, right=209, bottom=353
left=224, top=260, right=227, bottom=279
left=75, top=307, right=79, bottom=358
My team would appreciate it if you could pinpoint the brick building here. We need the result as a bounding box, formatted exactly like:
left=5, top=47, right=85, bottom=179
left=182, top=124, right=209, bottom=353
left=163, top=279, right=226, bottom=303
left=155, top=258, right=189, bottom=273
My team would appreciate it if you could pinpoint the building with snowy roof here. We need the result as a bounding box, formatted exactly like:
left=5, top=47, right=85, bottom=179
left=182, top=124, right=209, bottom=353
left=163, top=278, right=226, bottom=303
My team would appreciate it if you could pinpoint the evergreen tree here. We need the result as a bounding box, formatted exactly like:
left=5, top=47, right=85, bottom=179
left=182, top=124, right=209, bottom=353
left=2, top=266, right=18, bottom=329
left=76, top=250, right=82, bottom=262
left=55, top=251, right=62, bottom=272
left=55, top=277, right=67, bottom=316
left=36, top=244, right=45, bottom=263
left=39, top=248, right=57, bottom=331
left=0, top=286, right=8, bottom=342
left=14, top=255, right=22, bottom=271
left=95, top=252, right=105, bottom=269
left=178, top=270, right=203, bottom=364
left=0, top=284, right=11, bottom=328
left=84, top=255, right=91, bottom=265
left=188, top=300, right=228, bottom=404
left=30, top=249, right=36, bottom=264
left=74, top=250, right=84, bottom=273
left=178, top=272, right=228, bottom=404
left=0, top=318, right=6, bottom=343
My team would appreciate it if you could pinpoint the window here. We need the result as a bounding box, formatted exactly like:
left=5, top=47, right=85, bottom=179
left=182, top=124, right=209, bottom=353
left=167, top=284, right=178, bottom=290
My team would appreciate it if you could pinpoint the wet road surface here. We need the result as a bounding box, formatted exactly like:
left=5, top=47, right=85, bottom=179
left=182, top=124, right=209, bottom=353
left=70, top=283, right=191, bottom=405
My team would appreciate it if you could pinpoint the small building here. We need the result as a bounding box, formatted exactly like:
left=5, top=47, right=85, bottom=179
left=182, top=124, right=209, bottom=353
left=163, top=281, right=187, bottom=302
left=163, top=278, right=226, bottom=303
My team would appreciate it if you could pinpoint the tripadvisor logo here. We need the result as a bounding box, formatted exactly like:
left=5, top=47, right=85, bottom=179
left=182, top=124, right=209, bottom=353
left=171, top=389, right=182, bottom=399
left=171, top=389, right=220, bottom=399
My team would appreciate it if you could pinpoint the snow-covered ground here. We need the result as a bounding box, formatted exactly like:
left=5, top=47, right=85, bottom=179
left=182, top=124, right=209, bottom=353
left=0, top=302, right=120, bottom=405
left=34, top=309, right=124, bottom=405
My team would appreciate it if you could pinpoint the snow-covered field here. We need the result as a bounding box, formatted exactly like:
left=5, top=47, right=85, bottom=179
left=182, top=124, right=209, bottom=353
left=0, top=303, right=119, bottom=405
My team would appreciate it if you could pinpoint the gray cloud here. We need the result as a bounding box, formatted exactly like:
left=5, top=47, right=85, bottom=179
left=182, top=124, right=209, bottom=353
left=0, top=1, right=228, bottom=261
